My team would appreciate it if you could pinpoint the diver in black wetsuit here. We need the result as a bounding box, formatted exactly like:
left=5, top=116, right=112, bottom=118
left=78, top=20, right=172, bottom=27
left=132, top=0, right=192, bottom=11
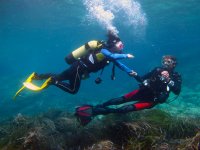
left=33, top=31, right=136, bottom=94
left=75, top=55, right=182, bottom=126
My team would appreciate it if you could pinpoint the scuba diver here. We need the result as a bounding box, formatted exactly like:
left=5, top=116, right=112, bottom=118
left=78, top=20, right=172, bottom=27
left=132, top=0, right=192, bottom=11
left=75, top=55, right=182, bottom=126
left=14, top=31, right=135, bottom=98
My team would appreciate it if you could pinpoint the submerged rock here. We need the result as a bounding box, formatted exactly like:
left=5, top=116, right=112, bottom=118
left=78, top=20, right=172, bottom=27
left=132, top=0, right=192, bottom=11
left=86, top=140, right=118, bottom=150
left=177, top=131, right=200, bottom=150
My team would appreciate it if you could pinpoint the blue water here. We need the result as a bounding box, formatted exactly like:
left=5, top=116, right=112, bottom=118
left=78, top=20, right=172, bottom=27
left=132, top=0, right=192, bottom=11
left=0, top=0, right=200, bottom=121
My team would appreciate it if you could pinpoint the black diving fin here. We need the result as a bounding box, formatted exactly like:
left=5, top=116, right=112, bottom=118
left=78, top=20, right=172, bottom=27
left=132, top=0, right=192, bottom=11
left=75, top=105, right=94, bottom=126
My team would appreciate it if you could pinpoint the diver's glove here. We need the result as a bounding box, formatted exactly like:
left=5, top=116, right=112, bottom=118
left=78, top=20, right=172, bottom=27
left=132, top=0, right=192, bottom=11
left=143, top=79, right=150, bottom=87
left=166, top=80, right=175, bottom=91
left=129, top=70, right=137, bottom=77
left=168, top=80, right=175, bottom=87
left=160, top=76, right=170, bottom=84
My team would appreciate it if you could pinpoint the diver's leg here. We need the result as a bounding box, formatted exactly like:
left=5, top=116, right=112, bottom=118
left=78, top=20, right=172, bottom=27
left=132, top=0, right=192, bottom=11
left=93, top=104, right=136, bottom=115
left=99, top=89, right=140, bottom=107
left=101, top=96, right=127, bottom=107
left=68, top=68, right=82, bottom=94
left=132, top=101, right=156, bottom=110
left=33, top=61, right=76, bottom=81
left=93, top=101, right=155, bottom=115
left=109, top=101, right=155, bottom=113
left=53, top=65, right=82, bottom=94
left=92, top=106, right=116, bottom=115
left=123, top=89, right=141, bottom=100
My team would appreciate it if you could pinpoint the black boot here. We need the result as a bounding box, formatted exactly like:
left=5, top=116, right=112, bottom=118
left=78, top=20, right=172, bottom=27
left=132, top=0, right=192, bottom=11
left=48, top=76, right=58, bottom=85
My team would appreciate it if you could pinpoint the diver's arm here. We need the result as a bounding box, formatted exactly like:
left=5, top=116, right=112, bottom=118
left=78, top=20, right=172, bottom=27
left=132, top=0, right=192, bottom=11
left=114, top=60, right=133, bottom=74
left=101, top=49, right=128, bottom=60
left=132, top=68, right=158, bottom=83
left=141, top=68, right=158, bottom=80
left=132, top=74, right=143, bottom=83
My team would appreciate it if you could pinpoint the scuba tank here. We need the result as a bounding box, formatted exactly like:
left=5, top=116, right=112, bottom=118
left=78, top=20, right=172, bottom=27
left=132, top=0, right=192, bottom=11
left=65, top=40, right=104, bottom=64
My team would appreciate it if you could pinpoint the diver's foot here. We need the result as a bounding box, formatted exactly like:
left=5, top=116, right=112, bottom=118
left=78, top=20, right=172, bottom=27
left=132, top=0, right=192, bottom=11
left=48, top=76, right=59, bottom=85
left=32, top=73, right=40, bottom=80
left=75, top=105, right=93, bottom=126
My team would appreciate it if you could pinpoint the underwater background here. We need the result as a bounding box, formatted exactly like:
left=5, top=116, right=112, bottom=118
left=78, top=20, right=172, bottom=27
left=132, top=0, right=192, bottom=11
left=0, top=0, right=200, bottom=149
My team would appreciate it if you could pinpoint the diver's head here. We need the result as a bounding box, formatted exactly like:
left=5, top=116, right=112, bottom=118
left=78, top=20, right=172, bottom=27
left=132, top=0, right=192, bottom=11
left=106, top=30, right=124, bottom=53
left=162, top=55, right=177, bottom=70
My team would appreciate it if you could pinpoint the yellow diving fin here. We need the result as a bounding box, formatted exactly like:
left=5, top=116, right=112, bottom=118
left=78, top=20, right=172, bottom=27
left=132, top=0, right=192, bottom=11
left=13, top=72, right=36, bottom=99
left=13, top=85, right=26, bottom=99
left=13, top=72, right=51, bottom=99
left=23, top=77, right=51, bottom=91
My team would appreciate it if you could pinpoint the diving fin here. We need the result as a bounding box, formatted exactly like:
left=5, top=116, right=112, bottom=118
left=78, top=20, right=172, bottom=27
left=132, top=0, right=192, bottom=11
left=13, top=72, right=36, bottom=99
left=13, top=72, right=51, bottom=99
left=23, top=77, right=51, bottom=91
left=75, top=105, right=93, bottom=126
left=13, top=85, right=26, bottom=100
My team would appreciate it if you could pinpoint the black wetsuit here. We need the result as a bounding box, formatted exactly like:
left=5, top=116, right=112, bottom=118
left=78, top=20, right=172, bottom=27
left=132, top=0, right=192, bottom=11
left=35, top=57, right=108, bottom=94
left=34, top=48, right=132, bottom=94
left=93, top=67, right=182, bottom=115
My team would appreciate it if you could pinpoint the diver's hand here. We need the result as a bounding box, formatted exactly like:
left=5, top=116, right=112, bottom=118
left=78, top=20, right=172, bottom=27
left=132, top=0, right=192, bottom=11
left=129, top=70, right=137, bottom=77
left=160, top=71, right=170, bottom=83
left=168, top=80, right=175, bottom=87
left=127, top=54, right=134, bottom=58
left=161, top=71, right=169, bottom=78
left=143, top=79, right=150, bottom=87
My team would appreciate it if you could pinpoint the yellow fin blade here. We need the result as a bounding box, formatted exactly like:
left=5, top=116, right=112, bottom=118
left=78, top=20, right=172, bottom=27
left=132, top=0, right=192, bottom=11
left=23, top=82, right=41, bottom=91
left=25, top=72, right=36, bottom=82
left=13, top=86, right=25, bottom=99
left=13, top=72, right=36, bottom=99
left=23, top=77, right=51, bottom=91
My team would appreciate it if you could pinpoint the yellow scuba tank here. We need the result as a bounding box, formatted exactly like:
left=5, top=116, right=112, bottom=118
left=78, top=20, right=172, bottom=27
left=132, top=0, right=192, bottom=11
left=65, top=40, right=103, bottom=64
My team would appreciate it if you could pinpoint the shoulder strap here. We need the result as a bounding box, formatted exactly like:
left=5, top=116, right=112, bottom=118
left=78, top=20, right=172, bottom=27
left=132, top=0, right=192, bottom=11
left=85, top=42, right=90, bottom=50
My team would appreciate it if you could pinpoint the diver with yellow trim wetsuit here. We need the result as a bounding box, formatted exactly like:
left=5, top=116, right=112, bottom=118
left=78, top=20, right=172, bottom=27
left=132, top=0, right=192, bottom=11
left=17, top=31, right=136, bottom=96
